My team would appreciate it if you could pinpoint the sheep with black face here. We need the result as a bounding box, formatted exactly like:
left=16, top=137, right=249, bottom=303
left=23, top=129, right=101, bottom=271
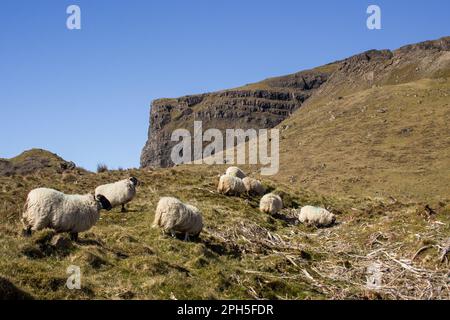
left=95, top=177, right=139, bottom=212
left=22, top=188, right=112, bottom=241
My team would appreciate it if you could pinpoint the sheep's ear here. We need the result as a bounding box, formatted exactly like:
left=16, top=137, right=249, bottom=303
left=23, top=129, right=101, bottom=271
left=97, top=195, right=112, bottom=211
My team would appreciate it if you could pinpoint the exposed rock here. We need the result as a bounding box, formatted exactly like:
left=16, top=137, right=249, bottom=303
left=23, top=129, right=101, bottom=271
left=141, top=71, right=331, bottom=168
left=0, top=149, right=81, bottom=176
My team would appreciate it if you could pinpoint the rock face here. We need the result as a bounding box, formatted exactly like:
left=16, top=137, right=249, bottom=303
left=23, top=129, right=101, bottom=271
left=141, top=36, right=450, bottom=168
left=315, top=37, right=450, bottom=98
left=141, top=70, right=332, bottom=168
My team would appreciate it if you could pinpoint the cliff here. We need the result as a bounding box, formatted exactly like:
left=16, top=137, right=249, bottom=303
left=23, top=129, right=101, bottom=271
left=141, top=36, right=450, bottom=170
left=140, top=68, right=334, bottom=167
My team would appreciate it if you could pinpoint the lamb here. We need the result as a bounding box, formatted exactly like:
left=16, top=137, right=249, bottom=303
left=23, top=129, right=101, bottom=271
left=225, top=166, right=246, bottom=179
left=298, top=206, right=336, bottom=227
left=152, top=197, right=203, bottom=241
left=95, top=177, right=139, bottom=212
left=22, top=188, right=112, bottom=241
left=259, top=193, right=283, bottom=215
left=217, top=175, right=246, bottom=196
left=242, top=177, right=265, bottom=196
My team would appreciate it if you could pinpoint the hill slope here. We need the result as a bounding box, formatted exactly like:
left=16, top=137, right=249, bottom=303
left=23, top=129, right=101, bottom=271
left=141, top=36, right=450, bottom=204
left=0, top=149, right=81, bottom=177
left=0, top=164, right=449, bottom=299
left=1, top=37, right=450, bottom=300
left=273, top=37, right=450, bottom=204
left=276, top=77, right=450, bottom=204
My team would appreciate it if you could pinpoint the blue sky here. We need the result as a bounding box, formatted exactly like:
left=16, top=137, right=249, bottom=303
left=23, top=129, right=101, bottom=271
left=1, top=0, right=449, bottom=170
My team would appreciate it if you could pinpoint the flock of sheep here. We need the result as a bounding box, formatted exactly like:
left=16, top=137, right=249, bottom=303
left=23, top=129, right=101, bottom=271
left=20, top=167, right=336, bottom=243
left=217, top=167, right=336, bottom=227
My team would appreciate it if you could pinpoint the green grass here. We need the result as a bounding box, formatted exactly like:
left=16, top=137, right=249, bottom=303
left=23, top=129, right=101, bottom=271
left=1, top=165, right=449, bottom=300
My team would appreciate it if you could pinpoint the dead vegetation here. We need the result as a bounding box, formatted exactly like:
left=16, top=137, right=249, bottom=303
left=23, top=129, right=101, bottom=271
left=0, top=163, right=448, bottom=300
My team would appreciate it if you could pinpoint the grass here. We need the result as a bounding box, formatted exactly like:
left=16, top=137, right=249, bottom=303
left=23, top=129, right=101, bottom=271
left=1, top=38, right=449, bottom=300
left=0, top=164, right=449, bottom=300
left=276, top=77, right=450, bottom=206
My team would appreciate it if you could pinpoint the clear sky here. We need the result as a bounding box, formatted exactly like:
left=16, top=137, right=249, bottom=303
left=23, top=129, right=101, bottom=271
left=1, top=0, right=449, bottom=171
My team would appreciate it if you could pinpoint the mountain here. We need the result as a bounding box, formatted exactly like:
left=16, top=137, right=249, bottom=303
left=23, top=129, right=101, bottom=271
left=141, top=36, right=450, bottom=203
left=140, top=66, right=333, bottom=168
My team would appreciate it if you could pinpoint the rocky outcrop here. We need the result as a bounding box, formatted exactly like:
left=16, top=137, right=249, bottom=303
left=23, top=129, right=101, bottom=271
left=0, top=149, right=79, bottom=176
left=141, top=36, right=450, bottom=168
left=315, top=36, right=450, bottom=98
left=141, top=70, right=331, bottom=168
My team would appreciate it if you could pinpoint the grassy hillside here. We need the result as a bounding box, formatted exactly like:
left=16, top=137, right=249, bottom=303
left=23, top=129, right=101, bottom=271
left=1, top=37, right=449, bottom=300
left=0, top=165, right=449, bottom=300
left=275, top=77, right=450, bottom=205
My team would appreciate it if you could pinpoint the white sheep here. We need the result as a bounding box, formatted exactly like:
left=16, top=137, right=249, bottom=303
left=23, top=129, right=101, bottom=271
left=217, top=175, right=246, bottom=196
left=152, top=197, right=203, bottom=241
left=298, top=206, right=336, bottom=227
left=95, top=177, right=139, bottom=212
left=22, top=188, right=112, bottom=241
left=259, top=193, right=283, bottom=214
left=225, top=167, right=246, bottom=179
left=242, top=177, right=265, bottom=196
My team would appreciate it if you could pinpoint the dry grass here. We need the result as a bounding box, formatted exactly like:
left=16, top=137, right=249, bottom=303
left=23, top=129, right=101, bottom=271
left=0, top=165, right=449, bottom=300
left=276, top=77, right=450, bottom=205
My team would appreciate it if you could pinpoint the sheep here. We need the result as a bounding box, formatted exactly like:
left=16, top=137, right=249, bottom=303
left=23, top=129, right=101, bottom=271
left=152, top=197, right=203, bottom=241
left=217, top=175, right=246, bottom=196
left=259, top=193, right=283, bottom=215
left=242, top=177, right=265, bottom=196
left=95, top=177, right=139, bottom=212
left=225, top=166, right=246, bottom=179
left=298, top=206, right=336, bottom=227
left=22, top=188, right=112, bottom=241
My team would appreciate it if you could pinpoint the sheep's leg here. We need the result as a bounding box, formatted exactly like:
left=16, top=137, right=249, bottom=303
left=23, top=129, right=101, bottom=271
left=22, top=226, right=32, bottom=237
left=170, top=230, right=176, bottom=238
left=121, top=204, right=126, bottom=213
left=70, top=232, right=79, bottom=242
left=184, top=233, right=190, bottom=242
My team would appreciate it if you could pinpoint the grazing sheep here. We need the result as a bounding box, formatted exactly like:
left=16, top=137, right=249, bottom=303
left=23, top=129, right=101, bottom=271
left=22, top=188, right=112, bottom=241
left=298, top=206, right=336, bottom=227
left=217, top=175, right=246, bottom=196
left=242, top=177, right=265, bottom=196
left=95, top=177, right=139, bottom=212
left=225, top=167, right=246, bottom=179
left=259, top=193, right=283, bottom=214
left=152, top=197, right=203, bottom=241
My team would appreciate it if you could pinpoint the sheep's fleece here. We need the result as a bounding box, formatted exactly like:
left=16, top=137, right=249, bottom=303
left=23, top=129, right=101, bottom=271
left=225, top=167, right=246, bottom=179
left=22, top=188, right=112, bottom=233
left=242, top=177, right=265, bottom=196
left=153, top=197, right=203, bottom=237
left=259, top=193, right=283, bottom=214
left=217, top=175, right=246, bottom=196
left=95, top=177, right=138, bottom=208
left=298, top=206, right=336, bottom=227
